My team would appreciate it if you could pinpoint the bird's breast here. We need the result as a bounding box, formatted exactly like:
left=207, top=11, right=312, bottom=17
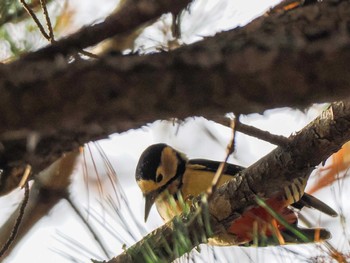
left=155, top=167, right=234, bottom=221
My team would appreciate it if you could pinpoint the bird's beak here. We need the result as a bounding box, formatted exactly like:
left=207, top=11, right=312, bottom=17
left=144, top=191, right=157, bottom=222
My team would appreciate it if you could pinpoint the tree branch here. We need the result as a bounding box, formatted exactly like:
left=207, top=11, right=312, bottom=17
left=0, top=0, right=349, bottom=186
left=108, top=100, right=350, bottom=263
left=1, top=0, right=349, bottom=130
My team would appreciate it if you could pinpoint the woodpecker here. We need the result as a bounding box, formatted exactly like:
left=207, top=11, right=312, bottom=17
left=135, top=143, right=336, bottom=246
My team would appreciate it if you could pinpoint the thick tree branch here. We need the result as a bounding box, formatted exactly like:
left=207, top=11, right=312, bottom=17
left=109, top=100, right=350, bottom=263
left=0, top=0, right=349, bottom=184
left=1, top=0, right=350, bottom=131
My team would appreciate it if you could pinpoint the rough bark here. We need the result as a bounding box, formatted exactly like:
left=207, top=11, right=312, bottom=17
left=0, top=0, right=349, bottom=179
left=108, top=100, right=350, bottom=263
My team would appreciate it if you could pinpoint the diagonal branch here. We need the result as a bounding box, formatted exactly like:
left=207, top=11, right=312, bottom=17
left=108, top=100, right=350, bottom=263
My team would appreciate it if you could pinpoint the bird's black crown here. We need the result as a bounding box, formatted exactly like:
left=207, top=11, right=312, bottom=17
left=135, top=143, right=168, bottom=182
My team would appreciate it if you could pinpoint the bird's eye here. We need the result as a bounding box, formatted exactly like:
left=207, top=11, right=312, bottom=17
left=156, top=174, right=163, bottom=183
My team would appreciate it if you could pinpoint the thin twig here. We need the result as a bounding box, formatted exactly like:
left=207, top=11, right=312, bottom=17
left=213, top=116, right=290, bottom=147
left=19, top=0, right=50, bottom=40
left=39, top=0, right=55, bottom=42
left=18, top=164, right=32, bottom=189
left=236, top=119, right=290, bottom=147
left=21, top=0, right=99, bottom=58
left=206, top=118, right=236, bottom=199
left=0, top=182, right=30, bottom=258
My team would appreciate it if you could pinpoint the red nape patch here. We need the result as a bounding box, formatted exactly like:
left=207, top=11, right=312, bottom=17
left=228, top=196, right=297, bottom=243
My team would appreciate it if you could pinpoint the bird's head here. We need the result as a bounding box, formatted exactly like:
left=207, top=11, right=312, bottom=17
left=135, top=143, right=187, bottom=222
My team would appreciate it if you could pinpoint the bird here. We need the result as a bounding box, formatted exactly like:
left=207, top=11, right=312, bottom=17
left=135, top=143, right=337, bottom=246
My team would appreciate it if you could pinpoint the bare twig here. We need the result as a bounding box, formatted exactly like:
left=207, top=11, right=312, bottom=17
left=206, top=118, right=236, bottom=199
left=266, top=0, right=320, bottom=15
left=0, top=182, right=30, bottom=258
left=19, top=164, right=32, bottom=189
left=214, top=116, right=290, bottom=146
left=19, top=0, right=50, bottom=40
left=39, top=0, right=55, bottom=42
left=236, top=120, right=290, bottom=147
left=21, top=0, right=101, bottom=58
